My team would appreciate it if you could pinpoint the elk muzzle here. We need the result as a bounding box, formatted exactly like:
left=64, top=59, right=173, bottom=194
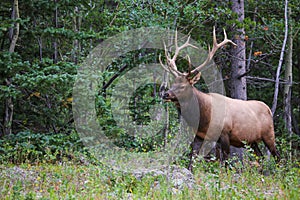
left=162, top=90, right=177, bottom=102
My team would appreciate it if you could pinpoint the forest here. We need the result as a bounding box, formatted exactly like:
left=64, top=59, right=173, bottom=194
left=0, top=0, right=299, bottom=199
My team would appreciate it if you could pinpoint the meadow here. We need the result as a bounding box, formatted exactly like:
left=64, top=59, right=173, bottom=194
left=0, top=158, right=299, bottom=200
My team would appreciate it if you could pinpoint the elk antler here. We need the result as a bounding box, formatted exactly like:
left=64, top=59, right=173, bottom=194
left=190, top=27, right=237, bottom=76
left=159, top=30, right=198, bottom=77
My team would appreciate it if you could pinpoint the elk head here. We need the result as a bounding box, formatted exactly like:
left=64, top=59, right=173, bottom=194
left=160, top=27, right=236, bottom=104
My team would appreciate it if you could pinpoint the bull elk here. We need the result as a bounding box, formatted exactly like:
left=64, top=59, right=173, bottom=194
left=159, top=28, right=280, bottom=170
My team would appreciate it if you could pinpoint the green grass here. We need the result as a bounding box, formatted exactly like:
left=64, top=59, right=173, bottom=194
left=0, top=160, right=299, bottom=200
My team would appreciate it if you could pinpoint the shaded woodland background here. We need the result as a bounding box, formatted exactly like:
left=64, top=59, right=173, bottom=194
left=0, top=0, right=299, bottom=163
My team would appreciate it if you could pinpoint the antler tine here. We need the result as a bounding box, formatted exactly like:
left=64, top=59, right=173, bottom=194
left=159, top=54, right=178, bottom=77
left=158, top=40, right=180, bottom=76
left=174, top=35, right=198, bottom=60
left=191, top=27, right=237, bottom=75
left=159, top=41, right=175, bottom=76
left=164, top=39, right=183, bottom=76
left=160, top=30, right=199, bottom=77
left=186, top=55, right=192, bottom=73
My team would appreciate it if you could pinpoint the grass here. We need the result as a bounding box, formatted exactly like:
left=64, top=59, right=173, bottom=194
left=0, top=159, right=299, bottom=200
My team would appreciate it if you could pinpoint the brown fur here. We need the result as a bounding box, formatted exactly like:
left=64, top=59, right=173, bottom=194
left=160, top=29, right=280, bottom=169
left=163, top=76, right=280, bottom=167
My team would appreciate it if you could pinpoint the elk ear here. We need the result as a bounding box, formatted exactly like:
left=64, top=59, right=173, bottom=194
left=188, top=72, right=201, bottom=85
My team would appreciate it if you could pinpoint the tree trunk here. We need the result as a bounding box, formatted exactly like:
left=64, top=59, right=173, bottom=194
left=73, top=6, right=81, bottom=64
left=283, top=12, right=292, bottom=135
left=3, top=79, right=14, bottom=136
left=9, top=0, right=20, bottom=53
left=53, top=0, right=58, bottom=63
left=230, top=0, right=247, bottom=100
left=230, top=0, right=246, bottom=158
left=283, top=7, right=293, bottom=159
left=159, top=71, right=169, bottom=148
left=3, top=0, right=19, bottom=136
left=271, top=0, right=289, bottom=115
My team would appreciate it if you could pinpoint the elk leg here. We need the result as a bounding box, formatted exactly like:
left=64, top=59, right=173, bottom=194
left=251, top=142, right=263, bottom=157
left=188, top=135, right=202, bottom=171
left=262, top=130, right=280, bottom=162
left=218, top=134, right=230, bottom=162
left=262, top=135, right=281, bottom=161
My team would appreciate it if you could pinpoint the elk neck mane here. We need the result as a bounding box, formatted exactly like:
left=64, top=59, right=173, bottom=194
left=179, top=87, right=212, bottom=132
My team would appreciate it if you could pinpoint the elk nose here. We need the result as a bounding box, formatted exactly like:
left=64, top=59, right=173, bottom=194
left=163, top=92, right=169, bottom=99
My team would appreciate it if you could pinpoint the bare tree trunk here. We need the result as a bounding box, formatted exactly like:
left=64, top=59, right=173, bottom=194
left=246, top=6, right=257, bottom=71
left=3, top=79, right=14, bottom=136
left=38, top=37, right=43, bottom=61
left=3, top=0, right=19, bottom=136
left=159, top=71, right=169, bottom=148
left=230, top=0, right=246, bottom=158
left=283, top=12, right=292, bottom=135
left=296, top=37, right=300, bottom=137
left=283, top=7, right=293, bottom=159
left=271, top=0, right=289, bottom=115
left=230, top=0, right=247, bottom=100
left=53, top=0, right=58, bottom=63
left=73, top=6, right=81, bottom=64
left=9, top=0, right=20, bottom=53
left=33, top=17, right=43, bottom=61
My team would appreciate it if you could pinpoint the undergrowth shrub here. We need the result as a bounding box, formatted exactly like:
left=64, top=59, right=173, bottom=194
left=0, top=131, right=93, bottom=164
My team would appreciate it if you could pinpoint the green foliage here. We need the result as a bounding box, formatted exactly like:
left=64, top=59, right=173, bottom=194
left=0, top=2, right=299, bottom=199
left=129, top=83, right=160, bottom=125
left=0, top=52, right=30, bottom=90
left=0, top=131, right=90, bottom=164
left=96, top=68, right=180, bottom=153
left=0, top=58, right=77, bottom=133
left=0, top=160, right=299, bottom=199
left=0, top=0, right=299, bottom=169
